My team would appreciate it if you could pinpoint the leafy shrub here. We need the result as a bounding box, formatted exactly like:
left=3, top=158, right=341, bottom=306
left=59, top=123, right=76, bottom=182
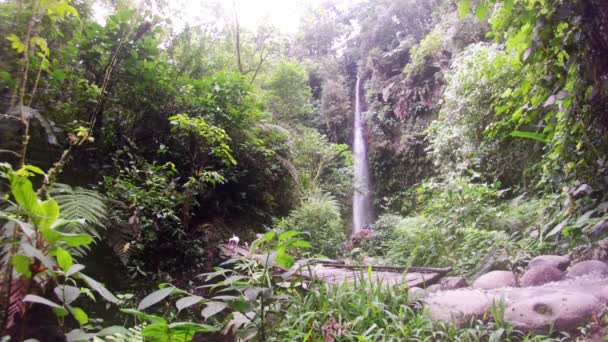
left=427, top=43, right=540, bottom=187
left=268, top=276, right=558, bottom=341
left=98, top=150, right=203, bottom=279
left=275, top=193, right=346, bottom=258
left=375, top=177, right=557, bottom=276
left=404, top=29, right=447, bottom=78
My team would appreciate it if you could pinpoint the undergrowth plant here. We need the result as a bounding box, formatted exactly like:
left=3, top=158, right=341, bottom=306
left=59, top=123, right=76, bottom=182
left=0, top=164, right=120, bottom=340
left=268, top=274, right=560, bottom=342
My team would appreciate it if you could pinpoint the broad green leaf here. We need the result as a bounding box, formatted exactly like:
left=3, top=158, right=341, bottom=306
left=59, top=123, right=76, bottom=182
left=66, top=264, right=86, bottom=277
left=17, top=165, right=44, bottom=176
left=9, top=174, right=38, bottom=213
left=51, top=70, right=66, bottom=81
left=275, top=252, right=295, bottom=269
left=31, top=36, right=49, bottom=55
left=142, top=323, right=169, bottom=342
left=95, top=326, right=131, bottom=337
left=278, top=230, right=302, bottom=241
left=56, top=247, right=73, bottom=272
left=79, top=273, right=120, bottom=304
left=510, top=130, right=548, bottom=143
left=42, top=229, right=93, bottom=247
left=262, top=231, right=276, bottom=241
left=23, top=294, right=61, bottom=308
left=11, top=254, right=32, bottom=278
left=201, top=301, right=228, bottom=320
left=0, top=70, right=15, bottom=86
left=229, top=298, right=253, bottom=313
left=458, top=0, right=472, bottom=18
left=66, top=329, right=94, bottom=342
left=475, top=1, right=489, bottom=19
left=6, top=34, right=25, bottom=53
left=120, top=308, right=166, bottom=323
left=176, top=295, right=204, bottom=313
left=33, top=198, right=59, bottom=230
left=168, top=322, right=219, bottom=333
left=0, top=215, right=34, bottom=238
left=54, top=285, right=80, bottom=305
left=290, top=240, right=312, bottom=248
left=70, top=307, right=89, bottom=326
left=138, top=287, right=174, bottom=310
left=21, top=243, right=55, bottom=269
left=53, top=306, right=69, bottom=317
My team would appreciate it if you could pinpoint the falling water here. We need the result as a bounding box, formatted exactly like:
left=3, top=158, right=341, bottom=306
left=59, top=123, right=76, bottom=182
left=352, top=77, right=373, bottom=234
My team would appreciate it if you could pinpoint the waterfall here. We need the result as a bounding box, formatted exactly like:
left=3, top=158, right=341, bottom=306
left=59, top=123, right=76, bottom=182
left=352, top=77, right=373, bottom=234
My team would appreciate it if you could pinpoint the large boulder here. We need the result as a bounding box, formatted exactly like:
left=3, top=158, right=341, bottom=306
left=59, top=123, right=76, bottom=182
left=426, top=284, right=442, bottom=293
left=504, top=291, right=601, bottom=332
left=567, top=260, right=608, bottom=278
left=528, top=255, right=571, bottom=271
left=408, top=287, right=427, bottom=302
left=520, top=265, right=565, bottom=287
left=426, top=290, right=497, bottom=324
left=440, top=277, right=468, bottom=290
left=473, top=271, right=517, bottom=290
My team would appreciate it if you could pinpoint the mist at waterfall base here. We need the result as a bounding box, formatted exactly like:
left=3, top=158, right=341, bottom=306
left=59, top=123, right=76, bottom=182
left=352, top=77, right=373, bottom=234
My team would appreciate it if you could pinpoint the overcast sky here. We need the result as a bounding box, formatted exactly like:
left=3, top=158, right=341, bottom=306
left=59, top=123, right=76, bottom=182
left=94, top=0, right=326, bottom=34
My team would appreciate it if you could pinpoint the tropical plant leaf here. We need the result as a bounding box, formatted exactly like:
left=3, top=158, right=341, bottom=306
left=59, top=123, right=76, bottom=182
left=510, top=130, right=548, bottom=143
left=79, top=273, right=120, bottom=304
left=176, top=295, right=204, bottom=313
left=54, top=285, right=80, bottom=305
left=201, top=301, right=228, bottom=320
left=137, top=287, right=174, bottom=310
left=23, top=294, right=62, bottom=308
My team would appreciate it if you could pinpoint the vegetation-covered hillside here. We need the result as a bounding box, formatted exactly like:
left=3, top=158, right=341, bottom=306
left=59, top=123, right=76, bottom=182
left=1, top=0, right=608, bottom=340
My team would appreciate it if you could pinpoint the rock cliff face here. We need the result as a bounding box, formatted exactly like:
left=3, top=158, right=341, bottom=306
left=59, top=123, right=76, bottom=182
left=583, top=0, right=608, bottom=130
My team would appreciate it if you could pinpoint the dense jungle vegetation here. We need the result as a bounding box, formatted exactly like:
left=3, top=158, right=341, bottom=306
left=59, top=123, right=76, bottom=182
left=1, top=0, right=608, bottom=340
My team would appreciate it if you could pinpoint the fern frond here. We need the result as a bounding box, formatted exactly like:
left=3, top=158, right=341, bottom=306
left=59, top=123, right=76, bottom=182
left=49, top=183, right=108, bottom=239
left=107, top=223, right=138, bottom=266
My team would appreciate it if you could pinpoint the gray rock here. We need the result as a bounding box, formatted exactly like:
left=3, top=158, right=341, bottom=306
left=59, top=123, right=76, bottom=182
left=572, top=184, right=593, bottom=199
left=520, top=265, right=565, bottom=287
left=473, top=271, right=517, bottom=290
left=426, top=290, right=497, bottom=324
left=408, top=287, right=427, bottom=302
left=568, top=260, right=608, bottom=278
left=528, top=255, right=571, bottom=271
left=504, top=291, right=601, bottom=332
left=440, top=277, right=468, bottom=290
left=592, top=240, right=608, bottom=263
left=589, top=221, right=608, bottom=240
left=426, top=284, right=442, bottom=293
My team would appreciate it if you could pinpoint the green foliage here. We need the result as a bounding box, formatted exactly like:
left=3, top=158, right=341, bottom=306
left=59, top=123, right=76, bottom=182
left=404, top=29, right=446, bottom=78
left=377, top=177, right=556, bottom=276
left=49, top=183, right=108, bottom=240
left=169, top=113, right=236, bottom=191
left=275, top=193, right=346, bottom=258
left=0, top=164, right=119, bottom=339
left=428, top=43, right=538, bottom=187
left=98, top=151, right=201, bottom=278
left=291, top=128, right=352, bottom=199
left=458, top=0, right=608, bottom=189
left=264, top=61, right=314, bottom=122
left=268, top=277, right=558, bottom=341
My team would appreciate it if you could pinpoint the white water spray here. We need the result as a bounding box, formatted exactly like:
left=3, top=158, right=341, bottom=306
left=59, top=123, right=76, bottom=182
left=352, top=77, right=373, bottom=234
